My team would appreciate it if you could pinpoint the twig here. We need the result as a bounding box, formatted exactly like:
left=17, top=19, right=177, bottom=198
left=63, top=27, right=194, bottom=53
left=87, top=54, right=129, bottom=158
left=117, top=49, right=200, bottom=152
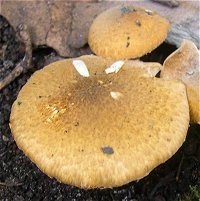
left=151, top=0, right=180, bottom=7
left=176, top=153, right=185, bottom=181
left=0, top=181, right=23, bottom=187
left=0, top=23, right=32, bottom=91
left=0, top=64, right=23, bottom=90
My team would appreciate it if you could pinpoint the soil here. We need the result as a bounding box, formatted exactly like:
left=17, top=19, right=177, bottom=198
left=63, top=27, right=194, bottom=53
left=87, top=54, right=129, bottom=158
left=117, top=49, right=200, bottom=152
left=0, top=15, right=200, bottom=201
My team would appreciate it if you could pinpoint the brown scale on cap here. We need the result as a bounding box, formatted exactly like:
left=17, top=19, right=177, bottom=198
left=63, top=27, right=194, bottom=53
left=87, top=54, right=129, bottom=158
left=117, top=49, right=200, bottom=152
left=10, top=55, right=189, bottom=189
left=88, top=6, right=170, bottom=59
left=161, top=40, right=200, bottom=124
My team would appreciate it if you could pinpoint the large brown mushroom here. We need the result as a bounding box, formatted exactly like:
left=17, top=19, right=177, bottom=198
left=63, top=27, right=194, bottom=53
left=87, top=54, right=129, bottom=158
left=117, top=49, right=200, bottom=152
left=10, top=55, right=189, bottom=188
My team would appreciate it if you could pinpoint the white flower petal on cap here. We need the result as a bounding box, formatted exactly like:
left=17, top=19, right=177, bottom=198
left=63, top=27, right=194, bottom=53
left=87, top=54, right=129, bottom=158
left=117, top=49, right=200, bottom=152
left=105, top=61, right=124, bottom=74
left=110, top=91, right=123, bottom=100
left=72, top=60, right=90, bottom=77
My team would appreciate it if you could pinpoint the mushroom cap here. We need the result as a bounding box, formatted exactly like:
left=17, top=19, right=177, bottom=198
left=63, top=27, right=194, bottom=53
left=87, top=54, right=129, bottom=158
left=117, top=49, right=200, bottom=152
left=160, top=40, right=200, bottom=124
left=88, top=6, right=170, bottom=59
left=125, top=59, right=163, bottom=77
left=10, top=55, right=189, bottom=189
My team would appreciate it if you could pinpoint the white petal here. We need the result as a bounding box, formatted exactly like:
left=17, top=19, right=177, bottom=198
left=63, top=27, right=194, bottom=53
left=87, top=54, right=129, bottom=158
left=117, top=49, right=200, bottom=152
left=72, top=60, right=90, bottom=77
left=145, top=9, right=153, bottom=15
left=105, top=61, right=124, bottom=74
left=110, top=91, right=123, bottom=100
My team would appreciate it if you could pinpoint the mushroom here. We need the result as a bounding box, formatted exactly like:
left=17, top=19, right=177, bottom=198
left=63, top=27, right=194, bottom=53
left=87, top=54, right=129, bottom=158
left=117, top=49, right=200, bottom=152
left=160, top=40, right=200, bottom=124
left=10, top=55, right=189, bottom=188
left=88, top=6, right=170, bottom=59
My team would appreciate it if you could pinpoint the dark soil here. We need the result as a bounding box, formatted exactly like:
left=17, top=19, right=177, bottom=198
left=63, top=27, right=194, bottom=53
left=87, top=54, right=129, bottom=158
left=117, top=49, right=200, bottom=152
left=0, top=15, right=200, bottom=201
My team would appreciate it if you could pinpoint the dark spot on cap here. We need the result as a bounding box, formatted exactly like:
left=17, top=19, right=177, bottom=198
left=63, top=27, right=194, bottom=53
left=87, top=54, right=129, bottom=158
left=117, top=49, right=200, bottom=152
left=101, top=146, right=114, bottom=155
left=126, top=41, right=130, bottom=48
left=74, top=122, right=79, bottom=126
left=132, top=8, right=136, bottom=12
left=64, top=130, right=68, bottom=133
left=135, top=19, right=141, bottom=27
left=126, top=36, right=130, bottom=47
left=17, top=101, right=22, bottom=106
left=32, top=83, right=36, bottom=85
left=167, top=138, right=171, bottom=142
left=38, top=96, right=42, bottom=98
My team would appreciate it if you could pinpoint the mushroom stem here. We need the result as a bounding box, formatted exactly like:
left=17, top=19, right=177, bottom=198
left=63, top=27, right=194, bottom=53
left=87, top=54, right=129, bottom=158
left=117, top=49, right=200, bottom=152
left=176, top=153, right=185, bottom=181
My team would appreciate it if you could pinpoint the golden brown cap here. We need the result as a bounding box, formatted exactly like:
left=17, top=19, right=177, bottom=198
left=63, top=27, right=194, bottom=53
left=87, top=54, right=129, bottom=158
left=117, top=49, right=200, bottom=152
left=88, top=6, right=170, bottom=59
left=161, top=40, right=200, bottom=124
left=10, top=55, right=189, bottom=189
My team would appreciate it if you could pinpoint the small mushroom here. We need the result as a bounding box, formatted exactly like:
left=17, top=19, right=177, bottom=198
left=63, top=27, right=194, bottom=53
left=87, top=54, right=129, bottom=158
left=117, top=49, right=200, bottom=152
left=88, top=6, right=170, bottom=59
left=160, top=40, right=200, bottom=124
left=10, top=55, right=189, bottom=189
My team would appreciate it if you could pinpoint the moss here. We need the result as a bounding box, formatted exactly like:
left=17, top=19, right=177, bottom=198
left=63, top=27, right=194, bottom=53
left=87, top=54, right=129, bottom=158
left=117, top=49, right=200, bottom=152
left=177, top=185, right=200, bottom=201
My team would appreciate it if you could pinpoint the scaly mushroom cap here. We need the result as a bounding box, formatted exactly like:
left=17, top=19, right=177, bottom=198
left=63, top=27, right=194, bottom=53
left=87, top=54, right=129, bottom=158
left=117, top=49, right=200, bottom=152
left=161, top=40, right=200, bottom=124
left=10, top=55, right=189, bottom=189
left=88, top=6, right=170, bottom=59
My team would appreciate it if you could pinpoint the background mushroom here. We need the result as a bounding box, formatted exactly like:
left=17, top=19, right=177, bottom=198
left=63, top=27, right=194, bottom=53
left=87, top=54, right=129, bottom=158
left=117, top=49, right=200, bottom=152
left=88, top=5, right=170, bottom=59
left=10, top=55, right=189, bottom=188
left=160, top=40, right=200, bottom=124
